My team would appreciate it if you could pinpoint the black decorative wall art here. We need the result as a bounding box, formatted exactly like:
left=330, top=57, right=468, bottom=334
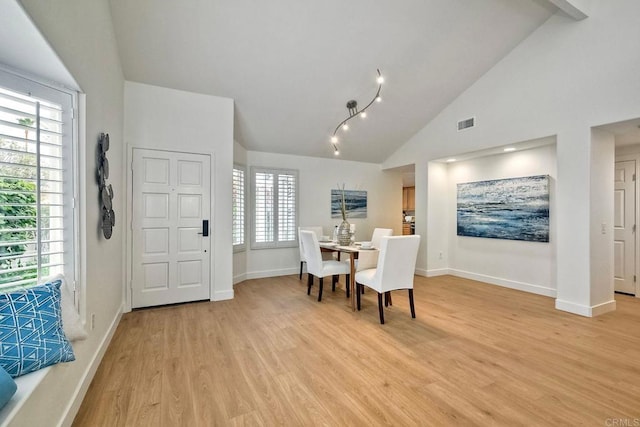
left=97, top=133, right=115, bottom=239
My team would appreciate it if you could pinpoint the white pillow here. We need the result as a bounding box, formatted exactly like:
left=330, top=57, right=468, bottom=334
left=41, top=274, right=87, bottom=342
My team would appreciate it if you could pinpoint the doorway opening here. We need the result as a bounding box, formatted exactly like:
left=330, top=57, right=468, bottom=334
left=609, top=118, right=640, bottom=297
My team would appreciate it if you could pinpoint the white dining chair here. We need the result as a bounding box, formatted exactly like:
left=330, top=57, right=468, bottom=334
left=355, top=228, right=393, bottom=272
left=371, top=227, right=393, bottom=248
left=355, top=228, right=393, bottom=296
left=355, top=235, right=420, bottom=324
left=298, top=226, right=324, bottom=279
left=300, top=230, right=351, bottom=301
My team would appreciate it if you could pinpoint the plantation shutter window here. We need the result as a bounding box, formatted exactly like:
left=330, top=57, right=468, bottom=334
left=232, top=165, right=246, bottom=249
left=0, top=72, right=76, bottom=291
left=251, top=167, right=298, bottom=249
left=277, top=173, right=296, bottom=242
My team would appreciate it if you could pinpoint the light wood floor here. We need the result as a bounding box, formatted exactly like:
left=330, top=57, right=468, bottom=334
left=73, top=275, right=640, bottom=426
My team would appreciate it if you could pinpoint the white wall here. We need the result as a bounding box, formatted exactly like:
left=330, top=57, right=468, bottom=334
left=242, top=151, right=402, bottom=280
left=589, top=129, right=614, bottom=310
left=124, top=81, right=234, bottom=302
left=616, top=143, right=640, bottom=158
left=383, top=2, right=640, bottom=316
left=12, top=0, right=125, bottom=425
left=444, top=144, right=557, bottom=297
left=0, top=0, right=78, bottom=90
left=424, top=162, right=447, bottom=276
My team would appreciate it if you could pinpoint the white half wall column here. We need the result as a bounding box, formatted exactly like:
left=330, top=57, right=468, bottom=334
left=555, top=126, right=616, bottom=316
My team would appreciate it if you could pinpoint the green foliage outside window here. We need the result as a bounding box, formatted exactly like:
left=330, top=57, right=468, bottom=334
left=0, top=178, right=38, bottom=285
left=0, top=124, right=40, bottom=287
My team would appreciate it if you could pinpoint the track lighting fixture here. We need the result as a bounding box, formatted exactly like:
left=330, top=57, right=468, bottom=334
left=330, top=69, right=383, bottom=155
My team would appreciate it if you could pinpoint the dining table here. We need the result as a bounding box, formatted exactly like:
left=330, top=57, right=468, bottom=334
left=319, top=242, right=379, bottom=311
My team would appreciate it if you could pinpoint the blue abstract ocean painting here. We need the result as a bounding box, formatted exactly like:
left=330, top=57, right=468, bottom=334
left=331, top=190, right=367, bottom=219
left=457, top=175, right=549, bottom=242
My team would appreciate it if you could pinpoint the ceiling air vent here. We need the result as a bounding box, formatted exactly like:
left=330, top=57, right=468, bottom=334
left=457, top=117, right=475, bottom=131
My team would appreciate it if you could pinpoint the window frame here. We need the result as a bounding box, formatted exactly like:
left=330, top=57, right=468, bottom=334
left=0, top=66, right=79, bottom=302
left=232, top=164, right=247, bottom=252
left=250, top=166, right=298, bottom=250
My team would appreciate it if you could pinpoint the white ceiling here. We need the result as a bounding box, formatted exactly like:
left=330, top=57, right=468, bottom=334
left=108, top=0, right=558, bottom=163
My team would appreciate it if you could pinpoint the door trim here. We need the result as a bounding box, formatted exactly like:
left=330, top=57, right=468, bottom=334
left=125, top=145, right=215, bottom=312
left=616, top=153, right=639, bottom=298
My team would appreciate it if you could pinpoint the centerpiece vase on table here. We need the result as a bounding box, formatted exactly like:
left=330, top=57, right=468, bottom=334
left=337, top=187, right=352, bottom=246
left=337, top=219, right=351, bottom=246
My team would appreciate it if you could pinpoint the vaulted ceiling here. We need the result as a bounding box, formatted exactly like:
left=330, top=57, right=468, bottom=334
left=108, top=0, right=559, bottom=163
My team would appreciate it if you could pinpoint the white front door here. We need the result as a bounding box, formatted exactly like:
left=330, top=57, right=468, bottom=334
left=131, top=148, right=211, bottom=308
left=614, top=160, right=636, bottom=295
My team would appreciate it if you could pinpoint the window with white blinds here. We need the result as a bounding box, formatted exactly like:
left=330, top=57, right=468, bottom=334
left=0, top=70, right=76, bottom=291
left=232, top=165, right=246, bottom=250
left=251, top=167, right=298, bottom=249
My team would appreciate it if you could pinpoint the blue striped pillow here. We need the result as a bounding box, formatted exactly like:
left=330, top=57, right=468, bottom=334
left=0, top=280, right=75, bottom=377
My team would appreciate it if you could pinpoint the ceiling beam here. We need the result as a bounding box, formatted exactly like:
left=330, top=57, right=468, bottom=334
left=547, top=0, right=590, bottom=20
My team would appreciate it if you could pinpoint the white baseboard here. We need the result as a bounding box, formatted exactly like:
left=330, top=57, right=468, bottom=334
left=555, top=299, right=591, bottom=316
left=555, top=298, right=616, bottom=317
left=233, top=273, right=246, bottom=285
left=449, top=268, right=556, bottom=298
left=425, top=268, right=450, bottom=277
left=213, top=289, right=234, bottom=301
left=61, top=303, right=123, bottom=427
left=414, top=268, right=428, bottom=277
left=591, top=299, right=617, bottom=316
left=245, top=268, right=298, bottom=280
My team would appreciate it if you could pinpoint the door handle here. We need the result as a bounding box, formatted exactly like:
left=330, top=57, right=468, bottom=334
left=197, top=220, right=209, bottom=237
